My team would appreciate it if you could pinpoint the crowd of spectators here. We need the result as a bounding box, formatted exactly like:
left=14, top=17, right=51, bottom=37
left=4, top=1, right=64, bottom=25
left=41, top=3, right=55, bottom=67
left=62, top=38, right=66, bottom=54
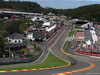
left=85, top=30, right=92, bottom=42
left=71, top=41, right=100, bottom=53
left=71, top=30, right=100, bottom=53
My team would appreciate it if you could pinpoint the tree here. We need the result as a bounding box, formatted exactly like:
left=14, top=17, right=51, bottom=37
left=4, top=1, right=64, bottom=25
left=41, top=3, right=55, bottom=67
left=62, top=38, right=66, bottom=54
left=0, top=35, right=5, bottom=57
left=34, top=46, right=41, bottom=53
left=91, top=17, right=97, bottom=23
left=0, top=21, right=8, bottom=37
left=33, top=42, right=37, bottom=48
left=6, top=19, right=30, bottom=34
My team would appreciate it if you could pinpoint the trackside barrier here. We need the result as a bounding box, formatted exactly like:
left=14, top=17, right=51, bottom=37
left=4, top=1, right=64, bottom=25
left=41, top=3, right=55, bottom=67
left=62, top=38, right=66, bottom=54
left=0, top=50, right=43, bottom=65
left=75, top=50, right=100, bottom=57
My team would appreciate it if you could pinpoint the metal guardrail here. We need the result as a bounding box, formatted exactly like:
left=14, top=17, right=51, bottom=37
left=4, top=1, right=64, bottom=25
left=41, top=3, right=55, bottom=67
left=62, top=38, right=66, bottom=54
left=0, top=50, right=43, bottom=65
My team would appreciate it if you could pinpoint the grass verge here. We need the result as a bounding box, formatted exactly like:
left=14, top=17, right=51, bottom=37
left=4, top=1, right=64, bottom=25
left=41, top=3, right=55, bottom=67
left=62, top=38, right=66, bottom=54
left=63, top=41, right=68, bottom=51
left=68, top=31, right=74, bottom=37
left=63, top=41, right=72, bottom=51
left=0, top=54, right=68, bottom=71
left=99, top=40, right=100, bottom=44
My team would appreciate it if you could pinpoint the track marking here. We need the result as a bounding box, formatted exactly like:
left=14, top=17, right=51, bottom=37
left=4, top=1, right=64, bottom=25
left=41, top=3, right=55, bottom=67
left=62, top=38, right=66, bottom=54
left=51, top=26, right=67, bottom=47
left=32, top=45, right=48, bottom=64
left=53, top=49, right=95, bottom=75
left=0, top=63, right=70, bottom=73
left=48, top=26, right=65, bottom=44
left=48, top=48, right=71, bottom=67
left=61, top=48, right=71, bottom=55
left=53, top=63, right=95, bottom=75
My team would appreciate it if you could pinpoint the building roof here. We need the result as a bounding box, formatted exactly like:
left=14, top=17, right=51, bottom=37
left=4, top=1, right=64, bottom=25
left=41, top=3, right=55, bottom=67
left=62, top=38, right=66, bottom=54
left=5, top=43, right=26, bottom=48
left=27, top=28, right=33, bottom=32
left=75, top=38, right=82, bottom=40
left=76, top=34, right=83, bottom=37
left=8, top=33, right=22, bottom=39
left=76, top=32, right=83, bottom=33
left=43, top=22, right=50, bottom=27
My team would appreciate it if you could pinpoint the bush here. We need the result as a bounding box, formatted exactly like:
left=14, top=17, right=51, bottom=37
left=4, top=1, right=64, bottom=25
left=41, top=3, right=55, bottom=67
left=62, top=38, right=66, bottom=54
left=34, top=46, right=41, bottom=53
left=75, top=26, right=81, bottom=29
left=68, top=31, right=75, bottom=37
left=33, top=42, right=37, bottom=48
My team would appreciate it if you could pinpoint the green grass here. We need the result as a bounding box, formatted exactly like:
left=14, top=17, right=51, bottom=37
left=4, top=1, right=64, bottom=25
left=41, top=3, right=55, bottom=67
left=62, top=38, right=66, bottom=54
left=99, top=40, right=100, bottom=44
left=67, top=41, right=72, bottom=49
left=75, top=26, right=85, bottom=29
left=63, top=42, right=68, bottom=51
left=68, top=31, right=75, bottom=37
left=63, top=41, right=72, bottom=51
left=0, top=54, right=68, bottom=71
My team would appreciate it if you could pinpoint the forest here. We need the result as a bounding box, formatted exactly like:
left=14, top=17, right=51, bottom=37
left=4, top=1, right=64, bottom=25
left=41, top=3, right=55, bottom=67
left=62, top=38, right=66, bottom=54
left=0, top=0, right=100, bottom=22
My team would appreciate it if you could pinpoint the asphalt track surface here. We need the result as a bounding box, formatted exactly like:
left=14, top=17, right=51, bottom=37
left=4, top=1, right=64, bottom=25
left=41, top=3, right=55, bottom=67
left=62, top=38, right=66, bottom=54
left=0, top=25, right=100, bottom=75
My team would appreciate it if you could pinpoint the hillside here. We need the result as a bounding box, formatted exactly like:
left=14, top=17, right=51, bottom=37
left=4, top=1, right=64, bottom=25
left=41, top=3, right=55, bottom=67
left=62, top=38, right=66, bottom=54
left=71, top=4, right=100, bottom=22
left=0, top=0, right=42, bottom=12
left=0, top=1, right=100, bottom=22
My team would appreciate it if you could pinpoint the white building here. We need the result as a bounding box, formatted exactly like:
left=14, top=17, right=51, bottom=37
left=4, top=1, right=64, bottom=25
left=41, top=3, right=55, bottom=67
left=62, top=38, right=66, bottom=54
left=7, top=33, right=23, bottom=43
left=31, top=16, right=37, bottom=22
left=42, top=22, right=50, bottom=27
left=27, top=33, right=35, bottom=41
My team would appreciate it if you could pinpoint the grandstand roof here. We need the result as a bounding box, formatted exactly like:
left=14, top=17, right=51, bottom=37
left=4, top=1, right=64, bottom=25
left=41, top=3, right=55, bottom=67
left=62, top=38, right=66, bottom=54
left=75, top=38, right=82, bottom=40
left=76, top=34, right=83, bottom=37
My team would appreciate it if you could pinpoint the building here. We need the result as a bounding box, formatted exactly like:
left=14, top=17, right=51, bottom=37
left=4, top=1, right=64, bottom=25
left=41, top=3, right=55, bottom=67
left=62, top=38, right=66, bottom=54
left=42, top=22, right=51, bottom=27
left=5, top=33, right=27, bottom=57
left=70, top=18, right=79, bottom=23
left=26, top=28, right=35, bottom=41
left=7, top=33, right=23, bottom=43
left=27, top=32, right=34, bottom=41
left=5, top=43, right=26, bottom=52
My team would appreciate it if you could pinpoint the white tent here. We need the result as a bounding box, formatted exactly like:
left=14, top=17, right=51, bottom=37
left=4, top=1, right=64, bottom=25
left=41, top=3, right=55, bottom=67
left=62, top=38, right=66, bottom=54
left=31, top=16, right=37, bottom=21
left=86, top=40, right=91, bottom=45
left=90, top=30, right=98, bottom=44
left=46, top=25, right=57, bottom=32
left=42, top=22, right=50, bottom=27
